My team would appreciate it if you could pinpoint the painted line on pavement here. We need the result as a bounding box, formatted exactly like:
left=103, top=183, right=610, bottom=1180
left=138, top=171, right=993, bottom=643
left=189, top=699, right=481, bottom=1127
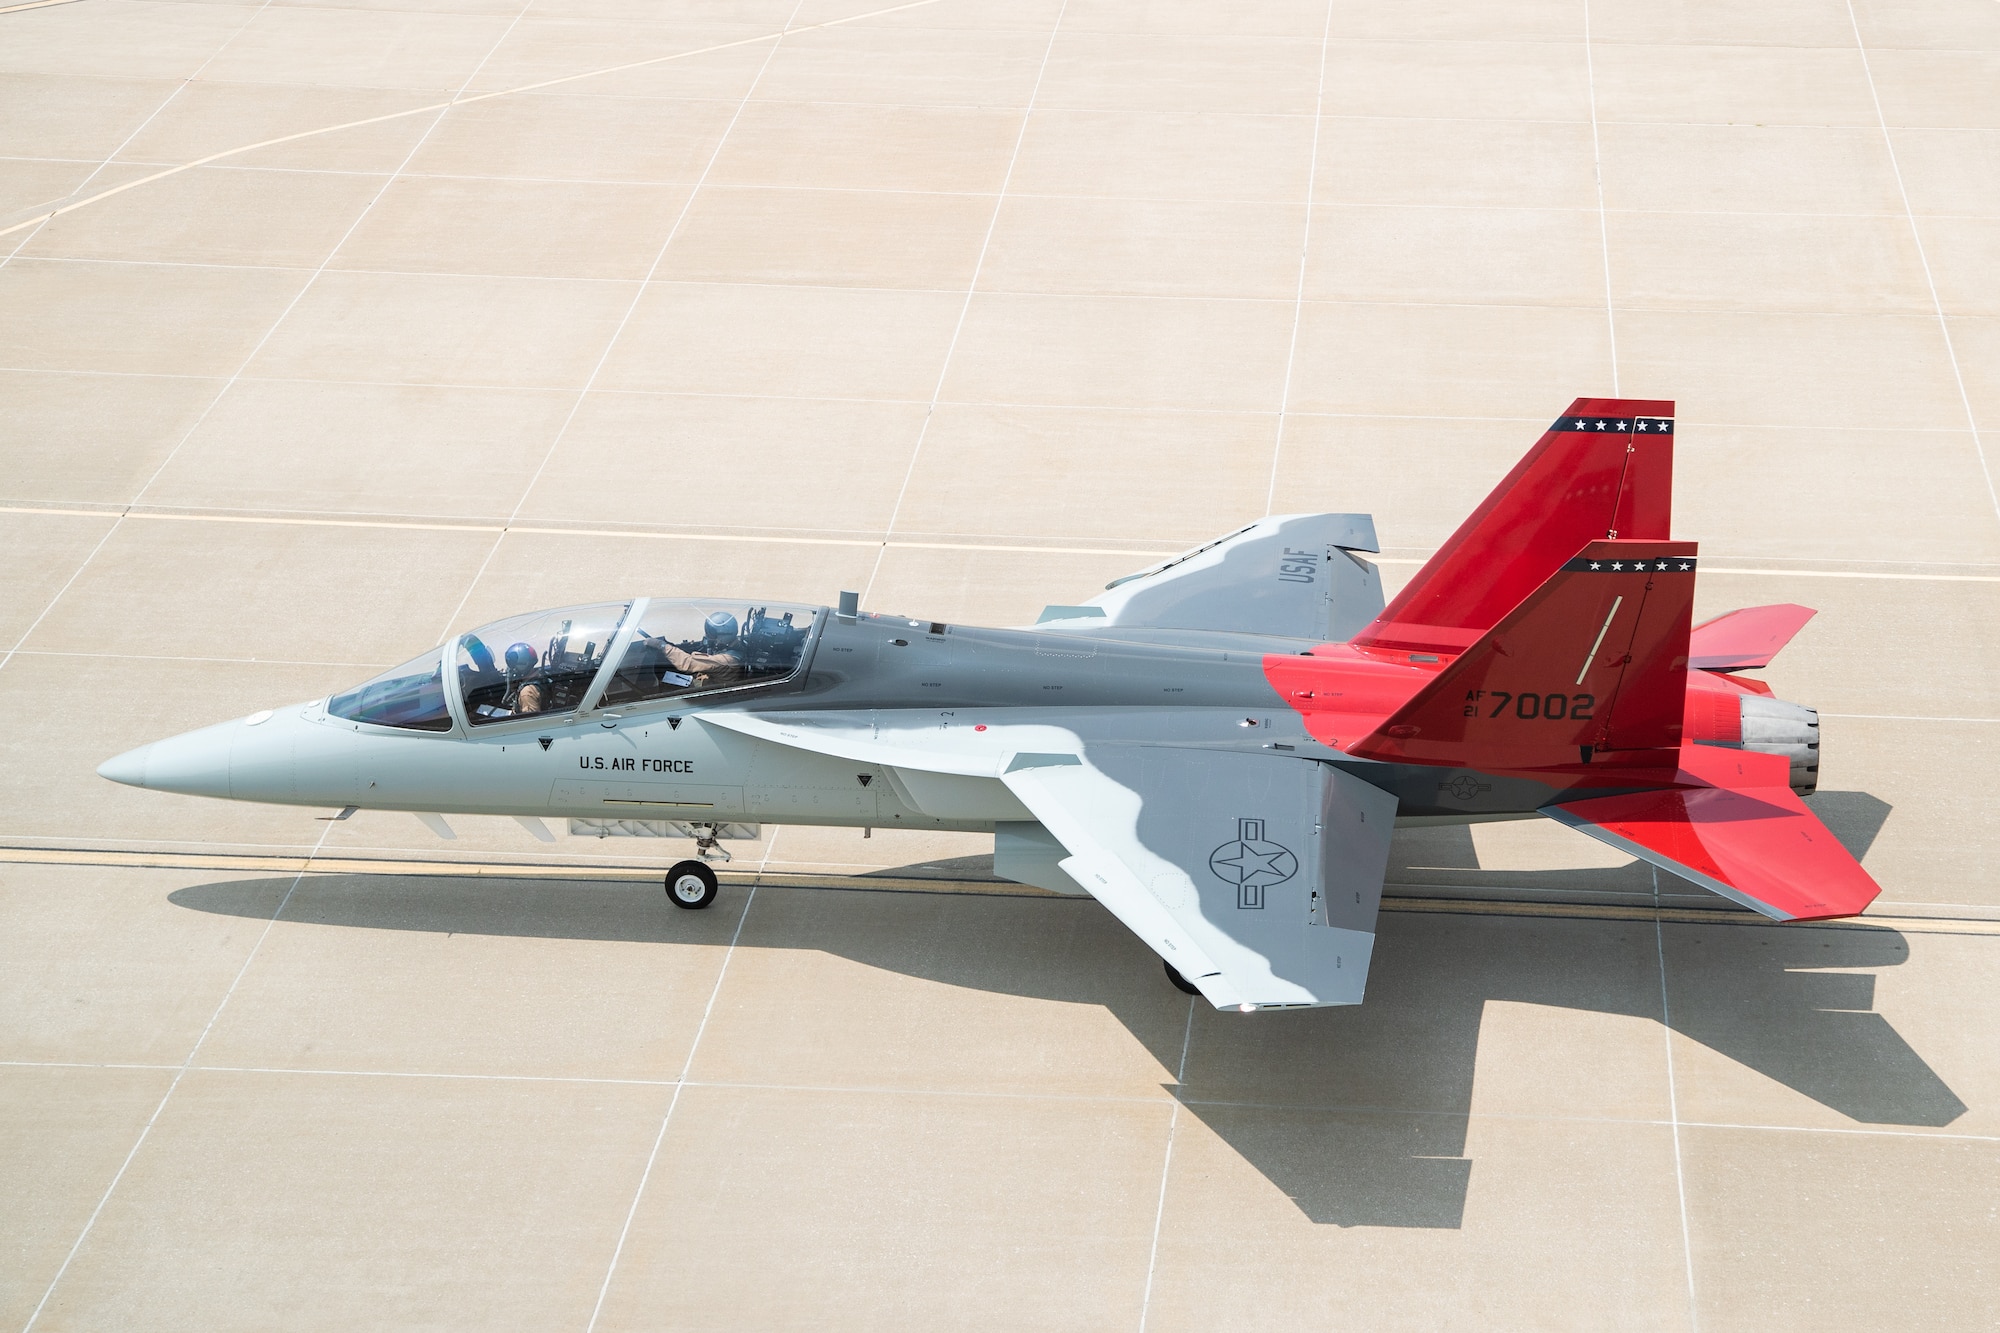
left=1821, top=712, right=2000, bottom=723
left=0, top=0, right=951, bottom=240
left=5, top=504, right=1996, bottom=581
left=0, top=844, right=1045, bottom=895
left=0, top=504, right=1172, bottom=559
left=8, top=843, right=1998, bottom=935
left=1383, top=895, right=2000, bottom=936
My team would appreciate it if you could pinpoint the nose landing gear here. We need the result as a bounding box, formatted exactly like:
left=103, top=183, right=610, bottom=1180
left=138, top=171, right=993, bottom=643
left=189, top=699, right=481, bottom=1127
left=690, top=822, right=733, bottom=864
left=665, top=859, right=719, bottom=909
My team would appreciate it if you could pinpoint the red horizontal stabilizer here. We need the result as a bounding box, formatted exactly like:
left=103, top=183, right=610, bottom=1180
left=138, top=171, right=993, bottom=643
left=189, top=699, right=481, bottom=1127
left=1351, top=398, right=1674, bottom=656
left=1544, top=747, right=1880, bottom=921
left=1688, top=603, right=1817, bottom=671
left=1347, top=539, right=1696, bottom=774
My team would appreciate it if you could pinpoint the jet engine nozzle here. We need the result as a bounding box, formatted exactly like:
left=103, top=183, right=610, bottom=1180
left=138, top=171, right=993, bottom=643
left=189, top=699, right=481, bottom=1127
left=1738, top=694, right=1820, bottom=796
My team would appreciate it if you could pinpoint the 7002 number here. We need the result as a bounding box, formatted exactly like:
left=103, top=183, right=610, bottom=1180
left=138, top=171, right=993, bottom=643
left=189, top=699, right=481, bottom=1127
left=1462, top=690, right=1595, bottom=721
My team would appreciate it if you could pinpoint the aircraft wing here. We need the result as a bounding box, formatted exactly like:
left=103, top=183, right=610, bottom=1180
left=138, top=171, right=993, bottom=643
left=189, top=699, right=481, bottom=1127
left=1038, top=513, right=1384, bottom=643
left=1000, top=747, right=1397, bottom=1008
left=703, top=710, right=1399, bottom=1008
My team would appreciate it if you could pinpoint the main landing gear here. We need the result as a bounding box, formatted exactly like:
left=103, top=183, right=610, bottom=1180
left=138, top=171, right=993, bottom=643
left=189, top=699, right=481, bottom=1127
left=665, top=859, right=719, bottom=910
left=1163, top=960, right=1201, bottom=996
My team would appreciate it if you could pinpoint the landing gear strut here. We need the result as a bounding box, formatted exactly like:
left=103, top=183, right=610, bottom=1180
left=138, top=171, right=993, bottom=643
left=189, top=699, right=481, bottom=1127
left=665, top=859, right=719, bottom=910
left=690, top=823, right=733, bottom=864
left=1163, top=960, right=1201, bottom=996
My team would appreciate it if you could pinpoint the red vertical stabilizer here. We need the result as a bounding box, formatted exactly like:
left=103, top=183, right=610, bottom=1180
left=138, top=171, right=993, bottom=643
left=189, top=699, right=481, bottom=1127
left=1346, top=539, right=1697, bottom=776
left=1352, top=398, right=1675, bottom=656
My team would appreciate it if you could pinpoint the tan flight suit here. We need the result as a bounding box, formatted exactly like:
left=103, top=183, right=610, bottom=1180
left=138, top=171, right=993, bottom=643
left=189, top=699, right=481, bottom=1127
left=660, top=642, right=744, bottom=687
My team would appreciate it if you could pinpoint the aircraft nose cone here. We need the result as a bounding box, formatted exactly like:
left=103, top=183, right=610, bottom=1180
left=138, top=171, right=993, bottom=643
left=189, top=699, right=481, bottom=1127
left=98, top=745, right=152, bottom=788
left=105, top=725, right=236, bottom=799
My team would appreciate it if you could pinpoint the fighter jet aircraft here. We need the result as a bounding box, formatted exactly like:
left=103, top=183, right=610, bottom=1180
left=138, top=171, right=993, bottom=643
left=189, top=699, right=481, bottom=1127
left=99, top=397, right=1880, bottom=1010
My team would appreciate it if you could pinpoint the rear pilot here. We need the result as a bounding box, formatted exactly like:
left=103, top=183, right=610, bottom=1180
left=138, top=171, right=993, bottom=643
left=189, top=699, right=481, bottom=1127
left=654, top=612, right=745, bottom=687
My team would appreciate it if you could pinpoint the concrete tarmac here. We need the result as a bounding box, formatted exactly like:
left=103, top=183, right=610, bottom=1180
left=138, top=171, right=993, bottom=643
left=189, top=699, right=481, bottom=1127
left=3, top=0, right=1998, bottom=1327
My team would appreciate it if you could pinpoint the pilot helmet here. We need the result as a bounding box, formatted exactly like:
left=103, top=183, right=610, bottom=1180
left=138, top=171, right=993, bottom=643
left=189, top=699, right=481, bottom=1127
left=702, top=611, right=739, bottom=648
left=504, top=642, right=539, bottom=675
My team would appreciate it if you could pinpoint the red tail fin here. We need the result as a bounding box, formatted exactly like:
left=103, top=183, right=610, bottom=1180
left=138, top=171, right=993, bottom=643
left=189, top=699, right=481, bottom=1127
left=1347, top=539, right=1696, bottom=775
left=1546, top=745, right=1880, bottom=921
left=1353, top=398, right=1674, bottom=655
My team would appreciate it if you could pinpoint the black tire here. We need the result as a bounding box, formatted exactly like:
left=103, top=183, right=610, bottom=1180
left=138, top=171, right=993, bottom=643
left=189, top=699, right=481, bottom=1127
left=665, top=859, right=719, bottom=909
left=1163, top=960, right=1202, bottom=996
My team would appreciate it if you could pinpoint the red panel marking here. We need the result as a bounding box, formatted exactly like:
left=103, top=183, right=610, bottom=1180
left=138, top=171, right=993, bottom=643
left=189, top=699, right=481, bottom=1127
left=1262, top=643, right=1430, bottom=746
left=1554, top=746, right=1880, bottom=921
left=1683, top=669, right=1744, bottom=744
left=1348, top=539, right=1696, bottom=772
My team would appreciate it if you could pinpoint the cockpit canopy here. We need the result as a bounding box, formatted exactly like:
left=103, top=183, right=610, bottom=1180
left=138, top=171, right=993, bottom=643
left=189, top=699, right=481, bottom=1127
left=458, top=602, right=629, bottom=725
left=325, top=647, right=455, bottom=733
left=327, top=598, right=821, bottom=731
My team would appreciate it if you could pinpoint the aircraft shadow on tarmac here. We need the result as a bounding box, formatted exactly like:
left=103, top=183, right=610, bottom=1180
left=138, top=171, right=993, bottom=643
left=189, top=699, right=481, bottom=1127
left=170, top=790, right=1965, bottom=1229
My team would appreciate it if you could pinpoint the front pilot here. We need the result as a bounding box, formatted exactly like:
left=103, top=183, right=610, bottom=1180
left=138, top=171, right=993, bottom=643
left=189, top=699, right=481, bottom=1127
left=504, top=641, right=544, bottom=715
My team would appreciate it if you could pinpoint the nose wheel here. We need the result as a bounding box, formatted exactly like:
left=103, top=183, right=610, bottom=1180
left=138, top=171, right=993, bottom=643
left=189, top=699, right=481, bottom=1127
left=665, top=859, right=719, bottom=910
left=1163, top=960, right=1202, bottom=996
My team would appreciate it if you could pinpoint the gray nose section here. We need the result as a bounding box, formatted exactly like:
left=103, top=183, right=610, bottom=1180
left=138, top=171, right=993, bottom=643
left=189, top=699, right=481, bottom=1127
left=98, top=724, right=236, bottom=799
left=98, top=745, right=152, bottom=788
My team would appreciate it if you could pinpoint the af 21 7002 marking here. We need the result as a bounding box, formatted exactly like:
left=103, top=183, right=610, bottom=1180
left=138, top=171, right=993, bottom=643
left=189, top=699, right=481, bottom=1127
left=1462, top=690, right=1596, bottom=721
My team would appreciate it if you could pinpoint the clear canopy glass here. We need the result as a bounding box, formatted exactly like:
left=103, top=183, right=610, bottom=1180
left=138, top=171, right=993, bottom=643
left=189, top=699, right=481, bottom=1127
left=328, top=648, right=452, bottom=731
left=325, top=597, right=819, bottom=734
left=597, top=600, right=818, bottom=708
left=456, top=602, right=629, bottom=726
